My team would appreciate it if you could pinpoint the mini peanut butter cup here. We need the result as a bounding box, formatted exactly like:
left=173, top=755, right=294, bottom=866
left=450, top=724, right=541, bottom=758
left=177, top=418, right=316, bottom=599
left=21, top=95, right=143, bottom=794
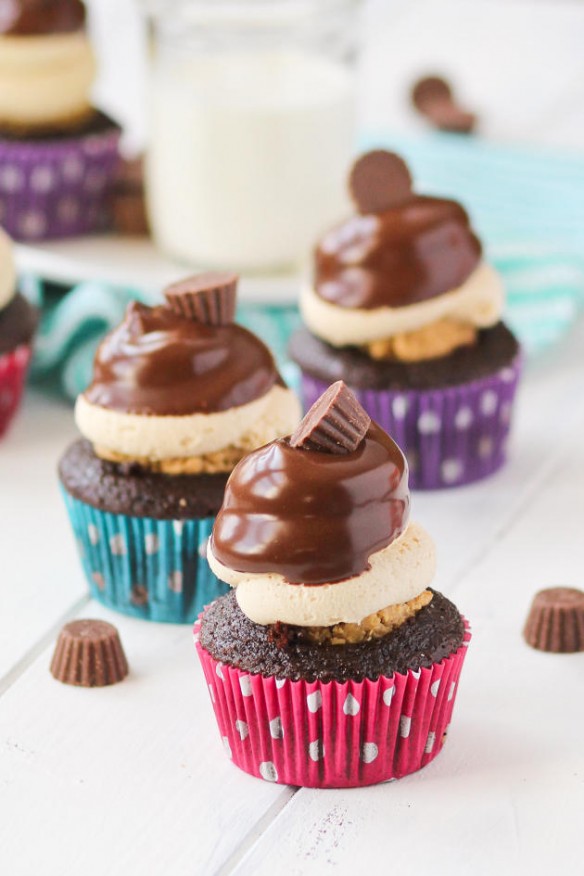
left=290, top=380, right=371, bottom=454
left=349, top=150, right=413, bottom=214
left=164, top=272, right=238, bottom=325
left=523, top=588, right=584, bottom=654
left=411, top=75, right=476, bottom=134
left=50, top=619, right=129, bottom=687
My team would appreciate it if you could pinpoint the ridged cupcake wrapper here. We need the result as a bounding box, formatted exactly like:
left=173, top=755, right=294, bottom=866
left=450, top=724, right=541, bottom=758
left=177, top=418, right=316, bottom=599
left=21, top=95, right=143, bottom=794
left=61, top=489, right=228, bottom=624
left=195, top=620, right=471, bottom=788
left=301, top=354, right=522, bottom=489
left=0, top=126, right=121, bottom=240
left=0, top=343, right=32, bottom=438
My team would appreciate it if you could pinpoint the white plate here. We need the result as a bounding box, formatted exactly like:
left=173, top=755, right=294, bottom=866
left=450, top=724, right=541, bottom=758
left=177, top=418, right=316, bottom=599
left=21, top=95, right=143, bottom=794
left=14, top=235, right=301, bottom=305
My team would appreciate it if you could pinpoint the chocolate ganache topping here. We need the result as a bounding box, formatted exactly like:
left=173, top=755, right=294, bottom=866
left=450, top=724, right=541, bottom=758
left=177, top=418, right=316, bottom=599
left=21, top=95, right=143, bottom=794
left=84, top=301, right=281, bottom=416
left=0, top=0, right=86, bottom=35
left=211, top=419, right=410, bottom=585
left=314, top=150, right=482, bottom=310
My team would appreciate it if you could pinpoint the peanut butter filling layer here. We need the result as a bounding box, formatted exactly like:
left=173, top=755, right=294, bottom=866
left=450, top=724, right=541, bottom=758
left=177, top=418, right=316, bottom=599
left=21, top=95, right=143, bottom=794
left=93, top=444, right=245, bottom=475
left=301, top=590, right=433, bottom=645
left=365, top=319, right=477, bottom=362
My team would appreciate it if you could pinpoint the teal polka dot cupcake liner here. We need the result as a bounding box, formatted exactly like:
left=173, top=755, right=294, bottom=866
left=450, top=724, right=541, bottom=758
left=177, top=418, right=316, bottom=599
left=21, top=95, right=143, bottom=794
left=61, top=489, right=228, bottom=623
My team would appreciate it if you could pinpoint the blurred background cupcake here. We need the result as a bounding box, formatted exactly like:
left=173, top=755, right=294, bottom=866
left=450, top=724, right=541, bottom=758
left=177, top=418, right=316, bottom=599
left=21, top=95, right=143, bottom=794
left=196, top=382, right=471, bottom=787
left=290, top=150, right=522, bottom=489
left=0, top=0, right=121, bottom=240
left=0, top=225, right=37, bottom=436
left=58, top=272, right=301, bottom=623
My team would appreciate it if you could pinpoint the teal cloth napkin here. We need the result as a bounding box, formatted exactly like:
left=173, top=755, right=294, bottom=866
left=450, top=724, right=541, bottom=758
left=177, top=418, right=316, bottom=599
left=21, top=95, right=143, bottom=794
left=25, top=132, right=584, bottom=402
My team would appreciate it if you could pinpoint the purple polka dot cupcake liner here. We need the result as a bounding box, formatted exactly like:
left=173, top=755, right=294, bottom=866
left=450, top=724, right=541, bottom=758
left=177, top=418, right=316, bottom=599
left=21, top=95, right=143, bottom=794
left=0, top=125, right=121, bottom=241
left=301, top=353, right=522, bottom=490
left=195, top=617, right=471, bottom=788
left=61, top=490, right=228, bottom=624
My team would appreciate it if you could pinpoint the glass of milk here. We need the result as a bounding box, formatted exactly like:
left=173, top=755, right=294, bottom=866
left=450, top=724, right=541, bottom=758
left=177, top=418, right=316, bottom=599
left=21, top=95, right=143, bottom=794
left=143, top=0, right=360, bottom=272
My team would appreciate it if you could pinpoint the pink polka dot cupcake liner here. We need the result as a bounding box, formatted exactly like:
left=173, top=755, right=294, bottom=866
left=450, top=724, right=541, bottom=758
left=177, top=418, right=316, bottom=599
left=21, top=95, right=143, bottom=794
left=301, top=353, right=522, bottom=490
left=194, top=619, right=471, bottom=788
left=0, top=125, right=121, bottom=241
left=0, top=343, right=32, bottom=438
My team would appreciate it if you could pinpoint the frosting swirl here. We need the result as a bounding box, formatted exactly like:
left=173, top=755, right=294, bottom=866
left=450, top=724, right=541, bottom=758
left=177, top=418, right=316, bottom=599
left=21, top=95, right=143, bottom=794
left=315, top=195, right=482, bottom=311
left=0, top=0, right=86, bottom=35
left=84, top=301, right=282, bottom=417
left=211, top=421, right=410, bottom=585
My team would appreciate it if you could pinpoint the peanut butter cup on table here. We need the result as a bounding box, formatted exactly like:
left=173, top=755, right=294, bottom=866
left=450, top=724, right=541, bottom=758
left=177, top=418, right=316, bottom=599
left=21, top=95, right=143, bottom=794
left=59, top=272, right=301, bottom=623
left=0, top=225, right=38, bottom=437
left=0, top=0, right=121, bottom=240
left=196, top=382, right=471, bottom=788
left=289, top=149, right=521, bottom=489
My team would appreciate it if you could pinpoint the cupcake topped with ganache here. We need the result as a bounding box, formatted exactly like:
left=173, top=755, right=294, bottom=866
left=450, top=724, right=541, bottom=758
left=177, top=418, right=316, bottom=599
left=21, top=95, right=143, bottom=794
left=59, top=273, right=301, bottom=624
left=0, top=0, right=121, bottom=241
left=290, top=151, right=521, bottom=490
left=196, top=383, right=470, bottom=788
left=0, top=0, right=95, bottom=134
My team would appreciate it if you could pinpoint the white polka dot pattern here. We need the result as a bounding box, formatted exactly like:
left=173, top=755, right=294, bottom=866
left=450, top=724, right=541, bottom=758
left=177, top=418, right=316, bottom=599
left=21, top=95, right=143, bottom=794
left=392, top=396, right=408, bottom=419
left=455, top=407, right=473, bottom=430
left=235, top=720, right=249, bottom=741
left=109, top=534, right=126, bottom=556
left=361, top=742, right=379, bottom=764
left=342, top=694, right=360, bottom=716
left=259, top=761, right=278, bottom=782
left=144, top=534, right=159, bottom=555
left=418, top=411, right=441, bottom=435
left=441, top=459, right=463, bottom=484
left=194, top=619, right=472, bottom=787
left=308, top=740, right=324, bottom=762
left=239, top=676, right=253, bottom=697
left=306, top=691, right=322, bottom=713
left=168, top=571, right=183, bottom=593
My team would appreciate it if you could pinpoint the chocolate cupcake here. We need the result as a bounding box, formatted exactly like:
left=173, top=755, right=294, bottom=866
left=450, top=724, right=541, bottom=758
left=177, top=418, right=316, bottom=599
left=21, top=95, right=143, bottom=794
left=59, top=272, right=301, bottom=623
left=289, top=150, right=522, bottom=489
left=0, top=225, right=37, bottom=436
left=195, top=382, right=471, bottom=787
left=0, top=0, right=121, bottom=240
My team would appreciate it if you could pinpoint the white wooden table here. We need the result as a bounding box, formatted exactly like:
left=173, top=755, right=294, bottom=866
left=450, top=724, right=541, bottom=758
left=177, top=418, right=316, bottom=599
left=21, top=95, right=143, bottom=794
left=2, top=2, right=584, bottom=873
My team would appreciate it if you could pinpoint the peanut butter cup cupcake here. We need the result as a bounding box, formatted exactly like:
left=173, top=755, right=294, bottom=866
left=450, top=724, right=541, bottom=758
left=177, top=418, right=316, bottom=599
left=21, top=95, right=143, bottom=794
left=0, top=225, right=37, bottom=436
left=196, top=382, right=471, bottom=787
left=289, top=150, right=522, bottom=489
left=0, top=0, right=121, bottom=240
left=59, top=272, right=301, bottom=623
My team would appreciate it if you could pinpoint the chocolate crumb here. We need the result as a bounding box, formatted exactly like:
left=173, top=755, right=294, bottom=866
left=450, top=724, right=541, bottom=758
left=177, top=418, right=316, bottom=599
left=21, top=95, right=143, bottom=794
left=267, top=622, right=293, bottom=650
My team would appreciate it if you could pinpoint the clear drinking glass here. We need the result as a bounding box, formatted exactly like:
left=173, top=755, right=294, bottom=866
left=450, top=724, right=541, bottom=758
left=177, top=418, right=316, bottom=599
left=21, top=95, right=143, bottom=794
left=143, top=0, right=361, bottom=272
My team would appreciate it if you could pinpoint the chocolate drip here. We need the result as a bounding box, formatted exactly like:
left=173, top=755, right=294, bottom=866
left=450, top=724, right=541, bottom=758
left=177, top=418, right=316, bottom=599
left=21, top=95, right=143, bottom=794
left=84, top=302, right=281, bottom=416
left=211, top=421, right=410, bottom=585
left=0, top=0, right=86, bottom=35
left=315, top=195, right=482, bottom=310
